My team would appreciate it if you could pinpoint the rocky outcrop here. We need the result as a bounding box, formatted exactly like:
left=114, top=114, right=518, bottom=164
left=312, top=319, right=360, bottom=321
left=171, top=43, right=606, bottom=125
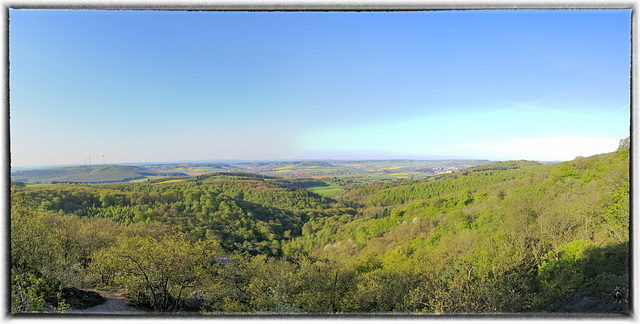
left=60, top=287, right=106, bottom=309
left=541, top=290, right=629, bottom=314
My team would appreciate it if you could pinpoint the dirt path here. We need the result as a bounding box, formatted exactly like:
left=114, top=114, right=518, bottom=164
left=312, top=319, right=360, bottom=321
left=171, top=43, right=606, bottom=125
left=65, top=289, right=145, bottom=315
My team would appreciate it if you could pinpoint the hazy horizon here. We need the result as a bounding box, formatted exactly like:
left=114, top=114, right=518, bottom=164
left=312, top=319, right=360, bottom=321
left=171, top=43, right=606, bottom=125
left=8, top=155, right=580, bottom=172
left=10, top=10, right=631, bottom=167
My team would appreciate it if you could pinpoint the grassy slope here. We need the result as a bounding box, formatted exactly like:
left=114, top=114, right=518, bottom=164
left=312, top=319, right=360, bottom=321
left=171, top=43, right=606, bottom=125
left=308, top=182, right=341, bottom=197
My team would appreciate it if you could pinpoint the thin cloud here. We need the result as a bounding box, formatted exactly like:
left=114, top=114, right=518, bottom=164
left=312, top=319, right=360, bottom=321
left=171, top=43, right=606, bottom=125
left=615, top=104, right=630, bottom=113
left=455, top=137, right=619, bottom=161
left=483, top=97, right=575, bottom=117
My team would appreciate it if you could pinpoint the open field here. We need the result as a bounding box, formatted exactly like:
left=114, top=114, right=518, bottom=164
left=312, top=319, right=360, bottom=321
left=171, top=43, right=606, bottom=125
left=11, top=159, right=498, bottom=185
left=10, top=165, right=188, bottom=184
left=307, top=182, right=341, bottom=197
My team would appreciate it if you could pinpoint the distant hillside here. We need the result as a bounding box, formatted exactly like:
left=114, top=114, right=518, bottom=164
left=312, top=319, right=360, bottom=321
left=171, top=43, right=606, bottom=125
left=294, top=161, right=335, bottom=167
left=10, top=165, right=187, bottom=184
left=465, top=160, right=542, bottom=172
left=10, top=159, right=515, bottom=185
left=244, top=160, right=335, bottom=169
left=342, top=159, right=493, bottom=165
left=144, top=163, right=233, bottom=172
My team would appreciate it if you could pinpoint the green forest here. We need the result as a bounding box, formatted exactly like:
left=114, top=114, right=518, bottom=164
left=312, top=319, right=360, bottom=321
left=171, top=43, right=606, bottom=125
left=10, top=139, right=630, bottom=315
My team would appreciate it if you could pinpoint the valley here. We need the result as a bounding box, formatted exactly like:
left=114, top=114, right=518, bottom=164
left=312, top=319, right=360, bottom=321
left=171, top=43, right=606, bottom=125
left=12, top=159, right=496, bottom=185
left=9, top=139, right=630, bottom=315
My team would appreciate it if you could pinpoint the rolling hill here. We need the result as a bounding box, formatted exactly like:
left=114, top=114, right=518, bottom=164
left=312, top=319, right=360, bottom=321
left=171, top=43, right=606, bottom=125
left=10, top=165, right=187, bottom=184
left=9, top=140, right=629, bottom=314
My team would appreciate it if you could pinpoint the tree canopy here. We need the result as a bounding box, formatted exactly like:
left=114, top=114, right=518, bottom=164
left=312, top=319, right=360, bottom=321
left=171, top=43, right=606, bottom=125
left=10, top=141, right=630, bottom=314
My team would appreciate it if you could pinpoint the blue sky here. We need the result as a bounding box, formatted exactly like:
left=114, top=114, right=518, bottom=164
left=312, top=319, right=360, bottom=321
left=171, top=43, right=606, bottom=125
left=9, top=10, right=631, bottom=167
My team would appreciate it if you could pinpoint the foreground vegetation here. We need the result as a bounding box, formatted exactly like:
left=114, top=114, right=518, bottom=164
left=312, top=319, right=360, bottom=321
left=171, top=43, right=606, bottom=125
left=10, top=139, right=629, bottom=314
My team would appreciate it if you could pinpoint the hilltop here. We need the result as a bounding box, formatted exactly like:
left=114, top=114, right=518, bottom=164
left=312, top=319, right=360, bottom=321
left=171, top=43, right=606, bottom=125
left=10, top=165, right=187, bottom=184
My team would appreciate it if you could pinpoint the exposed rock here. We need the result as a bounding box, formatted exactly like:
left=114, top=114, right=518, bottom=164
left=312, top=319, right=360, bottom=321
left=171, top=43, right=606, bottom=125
left=543, top=290, right=629, bottom=314
left=60, top=287, right=106, bottom=309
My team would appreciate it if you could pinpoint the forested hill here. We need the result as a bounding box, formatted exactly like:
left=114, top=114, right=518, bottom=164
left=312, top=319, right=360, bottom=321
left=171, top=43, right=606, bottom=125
left=283, top=143, right=629, bottom=313
left=10, top=140, right=629, bottom=314
left=10, top=165, right=187, bottom=184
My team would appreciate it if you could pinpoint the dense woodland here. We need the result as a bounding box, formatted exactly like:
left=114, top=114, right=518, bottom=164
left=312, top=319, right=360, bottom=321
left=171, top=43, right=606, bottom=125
left=10, top=139, right=630, bottom=314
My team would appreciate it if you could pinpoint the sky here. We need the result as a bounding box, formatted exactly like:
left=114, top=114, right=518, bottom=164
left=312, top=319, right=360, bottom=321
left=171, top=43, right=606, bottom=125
left=9, top=9, right=631, bottom=167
